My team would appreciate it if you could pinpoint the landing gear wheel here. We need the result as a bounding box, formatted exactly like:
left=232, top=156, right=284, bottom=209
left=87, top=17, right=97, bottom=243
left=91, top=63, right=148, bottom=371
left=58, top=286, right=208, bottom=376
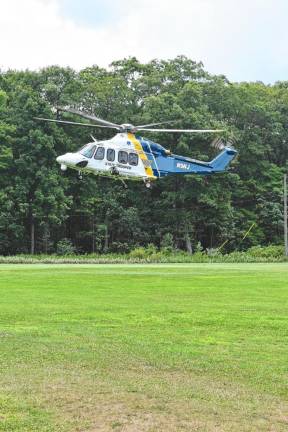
left=145, top=181, right=152, bottom=189
left=77, top=171, right=83, bottom=181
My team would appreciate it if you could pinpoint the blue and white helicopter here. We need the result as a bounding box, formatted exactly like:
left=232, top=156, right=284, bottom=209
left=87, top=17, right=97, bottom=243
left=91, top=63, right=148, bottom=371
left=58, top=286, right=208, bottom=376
left=35, top=107, right=237, bottom=188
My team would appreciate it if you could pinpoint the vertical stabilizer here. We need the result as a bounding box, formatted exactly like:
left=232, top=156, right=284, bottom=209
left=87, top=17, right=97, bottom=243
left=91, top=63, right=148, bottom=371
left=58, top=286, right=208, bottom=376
left=210, top=147, right=237, bottom=171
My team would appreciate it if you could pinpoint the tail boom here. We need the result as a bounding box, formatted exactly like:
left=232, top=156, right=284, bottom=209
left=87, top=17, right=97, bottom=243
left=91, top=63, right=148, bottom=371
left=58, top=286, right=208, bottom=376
left=155, top=147, right=237, bottom=177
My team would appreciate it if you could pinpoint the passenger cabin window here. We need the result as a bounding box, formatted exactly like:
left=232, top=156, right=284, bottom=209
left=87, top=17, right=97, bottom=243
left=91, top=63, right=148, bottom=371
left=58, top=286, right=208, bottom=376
left=129, top=153, right=138, bottom=166
left=80, top=145, right=96, bottom=158
left=118, top=151, right=128, bottom=164
left=94, top=146, right=105, bottom=160
left=107, top=148, right=115, bottom=162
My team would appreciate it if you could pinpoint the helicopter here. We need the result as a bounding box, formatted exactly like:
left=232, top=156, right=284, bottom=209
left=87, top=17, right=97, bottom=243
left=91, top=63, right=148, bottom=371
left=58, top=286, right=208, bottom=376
left=35, top=107, right=237, bottom=188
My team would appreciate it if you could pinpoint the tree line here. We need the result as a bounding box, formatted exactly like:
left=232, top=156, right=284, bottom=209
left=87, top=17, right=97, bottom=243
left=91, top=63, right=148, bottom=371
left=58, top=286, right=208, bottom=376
left=0, top=56, right=287, bottom=255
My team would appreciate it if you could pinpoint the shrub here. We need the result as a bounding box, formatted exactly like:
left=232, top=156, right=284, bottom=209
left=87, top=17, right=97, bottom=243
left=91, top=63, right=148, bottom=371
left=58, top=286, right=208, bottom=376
left=110, top=242, right=130, bottom=253
left=129, top=247, right=148, bottom=259
left=146, top=243, right=158, bottom=255
left=160, top=233, right=174, bottom=252
left=247, top=245, right=284, bottom=259
left=56, top=238, right=76, bottom=256
left=206, top=248, right=221, bottom=257
left=194, top=242, right=203, bottom=253
left=129, top=243, right=157, bottom=259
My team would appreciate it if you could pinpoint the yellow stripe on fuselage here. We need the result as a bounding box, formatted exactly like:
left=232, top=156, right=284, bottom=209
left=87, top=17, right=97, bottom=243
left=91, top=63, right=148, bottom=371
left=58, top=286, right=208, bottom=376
left=127, top=133, right=156, bottom=179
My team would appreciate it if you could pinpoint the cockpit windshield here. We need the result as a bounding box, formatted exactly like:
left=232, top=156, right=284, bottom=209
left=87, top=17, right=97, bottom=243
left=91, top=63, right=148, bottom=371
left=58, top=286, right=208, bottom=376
left=79, top=144, right=96, bottom=158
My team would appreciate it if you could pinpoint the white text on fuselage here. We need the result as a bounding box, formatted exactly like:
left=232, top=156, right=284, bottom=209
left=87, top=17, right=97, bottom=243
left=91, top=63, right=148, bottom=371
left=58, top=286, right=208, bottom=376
left=176, top=162, right=190, bottom=170
left=105, top=162, right=132, bottom=170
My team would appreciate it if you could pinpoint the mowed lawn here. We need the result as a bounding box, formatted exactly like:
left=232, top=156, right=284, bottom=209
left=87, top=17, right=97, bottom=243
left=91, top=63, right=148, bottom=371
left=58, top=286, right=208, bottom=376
left=0, top=264, right=288, bottom=432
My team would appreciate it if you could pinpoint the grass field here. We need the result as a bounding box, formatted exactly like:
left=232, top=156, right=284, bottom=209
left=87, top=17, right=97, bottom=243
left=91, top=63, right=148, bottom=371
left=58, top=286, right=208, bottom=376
left=0, top=264, right=288, bottom=431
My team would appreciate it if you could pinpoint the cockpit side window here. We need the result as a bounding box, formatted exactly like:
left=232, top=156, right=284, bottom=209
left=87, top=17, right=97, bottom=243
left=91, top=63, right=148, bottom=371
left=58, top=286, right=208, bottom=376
left=80, top=145, right=96, bottom=158
left=94, top=146, right=105, bottom=160
left=129, top=153, right=138, bottom=166
left=107, top=148, right=115, bottom=162
left=118, top=151, right=128, bottom=164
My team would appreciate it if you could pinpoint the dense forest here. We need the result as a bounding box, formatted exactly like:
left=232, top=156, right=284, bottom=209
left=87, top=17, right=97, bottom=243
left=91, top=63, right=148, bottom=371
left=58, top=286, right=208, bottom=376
left=0, top=56, right=287, bottom=255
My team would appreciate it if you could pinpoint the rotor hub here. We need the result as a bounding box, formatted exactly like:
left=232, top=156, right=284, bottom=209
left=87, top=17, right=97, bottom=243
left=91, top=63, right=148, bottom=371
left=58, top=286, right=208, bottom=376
left=120, top=123, right=136, bottom=132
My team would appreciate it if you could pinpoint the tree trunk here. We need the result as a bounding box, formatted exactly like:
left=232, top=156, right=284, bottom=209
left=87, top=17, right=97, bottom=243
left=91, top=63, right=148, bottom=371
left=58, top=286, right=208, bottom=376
left=43, top=225, right=49, bottom=254
left=185, top=225, right=193, bottom=254
left=31, top=218, right=35, bottom=255
left=103, top=217, right=109, bottom=252
left=92, top=214, right=95, bottom=253
left=210, top=225, right=214, bottom=249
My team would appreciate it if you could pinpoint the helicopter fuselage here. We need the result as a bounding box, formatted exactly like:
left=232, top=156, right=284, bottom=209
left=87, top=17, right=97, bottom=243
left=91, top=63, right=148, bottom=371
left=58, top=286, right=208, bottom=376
left=56, top=132, right=237, bottom=185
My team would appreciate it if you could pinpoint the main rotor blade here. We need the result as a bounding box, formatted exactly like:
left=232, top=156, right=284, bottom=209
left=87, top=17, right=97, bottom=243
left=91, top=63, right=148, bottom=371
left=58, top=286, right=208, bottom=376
left=137, top=128, right=225, bottom=133
left=34, top=117, right=114, bottom=128
left=136, top=120, right=179, bottom=129
left=57, top=106, right=121, bottom=130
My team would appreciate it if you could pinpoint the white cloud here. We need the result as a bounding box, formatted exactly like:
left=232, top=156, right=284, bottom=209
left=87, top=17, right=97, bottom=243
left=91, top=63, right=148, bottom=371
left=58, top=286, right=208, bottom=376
left=0, top=0, right=287, bottom=82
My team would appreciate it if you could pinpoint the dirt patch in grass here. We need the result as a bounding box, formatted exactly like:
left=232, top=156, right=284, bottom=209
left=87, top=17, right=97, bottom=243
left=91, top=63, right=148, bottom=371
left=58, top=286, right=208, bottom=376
left=50, top=391, right=288, bottom=432
left=2, top=360, right=288, bottom=431
left=33, top=368, right=288, bottom=432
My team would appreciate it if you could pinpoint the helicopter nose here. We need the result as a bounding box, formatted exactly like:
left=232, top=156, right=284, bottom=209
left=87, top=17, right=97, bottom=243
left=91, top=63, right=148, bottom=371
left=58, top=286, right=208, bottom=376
left=56, top=155, right=68, bottom=171
left=56, top=155, right=65, bottom=164
left=56, top=153, right=88, bottom=169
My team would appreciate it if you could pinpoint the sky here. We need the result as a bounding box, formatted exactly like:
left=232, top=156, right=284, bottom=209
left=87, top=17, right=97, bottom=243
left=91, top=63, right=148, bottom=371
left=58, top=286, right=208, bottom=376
left=0, top=0, right=288, bottom=83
